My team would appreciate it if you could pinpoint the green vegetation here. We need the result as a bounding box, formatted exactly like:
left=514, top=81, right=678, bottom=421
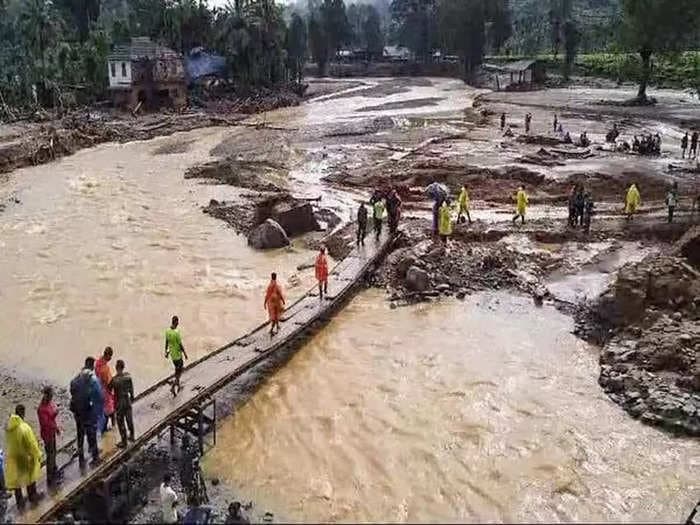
left=0, top=0, right=308, bottom=114
left=497, top=52, right=700, bottom=91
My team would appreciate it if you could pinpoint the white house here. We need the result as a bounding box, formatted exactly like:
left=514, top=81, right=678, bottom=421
left=107, top=56, right=132, bottom=88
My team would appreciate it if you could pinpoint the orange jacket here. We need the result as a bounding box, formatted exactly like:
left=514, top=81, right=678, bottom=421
left=315, top=253, right=329, bottom=282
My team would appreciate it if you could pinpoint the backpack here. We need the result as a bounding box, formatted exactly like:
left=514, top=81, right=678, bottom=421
left=70, top=372, right=93, bottom=417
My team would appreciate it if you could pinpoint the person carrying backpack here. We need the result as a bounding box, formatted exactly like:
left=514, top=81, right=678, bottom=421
left=69, top=357, right=103, bottom=467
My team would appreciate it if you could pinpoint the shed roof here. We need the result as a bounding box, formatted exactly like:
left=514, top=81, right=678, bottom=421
left=499, top=59, right=538, bottom=72
left=108, top=37, right=180, bottom=61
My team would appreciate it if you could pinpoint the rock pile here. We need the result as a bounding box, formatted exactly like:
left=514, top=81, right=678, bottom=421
left=592, top=227, right=700, bottom=436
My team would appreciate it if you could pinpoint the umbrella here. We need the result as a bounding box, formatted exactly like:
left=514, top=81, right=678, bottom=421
left=425, top=182, right=449, bottom=202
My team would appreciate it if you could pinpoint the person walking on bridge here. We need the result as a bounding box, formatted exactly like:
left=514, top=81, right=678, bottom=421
left=165, top=316, right=188, bottom=397
left=4, top=404, right=44, bottom=509
left=356, top=202, right=368, bottom=247
left=512, top=186, right=529, bottom=225
left=315, top=246, right=329, bottom=300
left=625, top=182, right=641, bottom=221
left=37, top=386, right=60, bottom=487
left=264, top=273, right=285, bottom=336
left=95, top=346, right=115, bottom=433
left=681, top=132, right=689, bottom=159
left=70, top=357, right=103, bottom=467
left=373, top=198, right=385, bottom=241
left=691, top=131, right=699, bottom=159
left=109, top=359, right=134, bottom=449
left=386, top=188, right=402, bottom=234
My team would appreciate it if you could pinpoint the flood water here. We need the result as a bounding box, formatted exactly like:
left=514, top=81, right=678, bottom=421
left=205, top=291, right=698, bottom=523
left=0, top=78, right=697, bottom=521
left=0, top=127, right=316, bottom=386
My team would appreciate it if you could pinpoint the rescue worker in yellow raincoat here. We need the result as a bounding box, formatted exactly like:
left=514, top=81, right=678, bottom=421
left=438, top=199, right=453, bottom=244
left=457, top=185, right=472, bottom=224
left=512, top=185, right=528, bottom=224
left=4, top=404, right=43, bottom=509
left=625, top=183, right=641, bottom=220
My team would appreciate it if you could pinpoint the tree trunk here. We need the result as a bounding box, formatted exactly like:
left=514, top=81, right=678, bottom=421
left=637, top=48, right=652, bottom=101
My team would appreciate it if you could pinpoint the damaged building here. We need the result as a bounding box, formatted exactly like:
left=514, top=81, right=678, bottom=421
left=107, top=37, right=187, bottom=110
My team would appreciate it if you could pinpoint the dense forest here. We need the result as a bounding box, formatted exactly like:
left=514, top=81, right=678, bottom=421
left=0, top=0, right=697, bottom=112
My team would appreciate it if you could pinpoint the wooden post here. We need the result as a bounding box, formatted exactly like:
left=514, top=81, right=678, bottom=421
left=197, top=405, right=204, bottom=455
left=170, top=424, right=175, bottom=446
left=212, top=399, right=217, bottom=445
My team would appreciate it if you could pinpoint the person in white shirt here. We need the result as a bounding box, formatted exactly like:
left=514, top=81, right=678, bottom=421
left=160, top=473, right=179, bottom=524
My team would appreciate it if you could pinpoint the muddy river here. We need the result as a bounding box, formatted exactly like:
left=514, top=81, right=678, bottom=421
left=0, top=78, right=697, bottom=521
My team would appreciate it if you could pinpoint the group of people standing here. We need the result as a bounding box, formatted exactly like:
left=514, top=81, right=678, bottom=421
left=568, top=184, right=595, bottom=232
left=1, top=349, right=135, bottom=510
left=1, top=315, right=192, bottom=512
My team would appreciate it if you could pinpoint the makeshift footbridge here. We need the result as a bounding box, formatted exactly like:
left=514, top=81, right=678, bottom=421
left=17, top=231, right=394, bottom=524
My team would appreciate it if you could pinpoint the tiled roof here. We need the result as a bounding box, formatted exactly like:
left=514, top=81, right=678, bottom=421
left=108, top=37, right=180, bottom=61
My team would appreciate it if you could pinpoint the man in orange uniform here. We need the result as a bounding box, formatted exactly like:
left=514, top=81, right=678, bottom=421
left=315, top=246, right=329, bottom=300
left=94, top=346, right=115, bottom=433
left=264, top=273, right=285, bottom=336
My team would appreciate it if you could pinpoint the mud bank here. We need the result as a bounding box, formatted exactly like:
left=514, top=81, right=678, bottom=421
left=0, top=88, right=304, bottom=178
left=578, top=227, right=700, bottom=436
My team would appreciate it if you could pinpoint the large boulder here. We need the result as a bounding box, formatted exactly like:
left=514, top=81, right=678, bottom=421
left=272, top=202, right=320, bottom=237
left=247, top=219, right=290, bottom=250
left=405, top=266, right=430, bottom=292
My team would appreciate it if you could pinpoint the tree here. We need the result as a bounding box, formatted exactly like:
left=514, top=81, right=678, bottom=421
left=563, top=19, right=579, bottom=80
left=391, top=0, right=437, bottom=63
left=438, top=0, right=485, bottom=80
left=54, top=0, right=100, bottom=42
left=286, top=12, right=307, bottom=82
left=486, top=0, right=511, bottom=55
left=320, top=0, right=350, bottom=57
left=19, top=0, right=60, bottom=103
left=308, top=11, right=328, bottom=75
left=548, top=0, right=562, bottom=58
left=620, top=0, right=700, bottom=101
left=363, top=5, right=384, bottom=61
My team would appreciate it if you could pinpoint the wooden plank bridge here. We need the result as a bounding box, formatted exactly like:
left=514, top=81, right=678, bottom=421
left=14, top=231, right=393, bottom=524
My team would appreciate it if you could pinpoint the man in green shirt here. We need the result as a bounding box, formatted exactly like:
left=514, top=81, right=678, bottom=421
left=165, top=316, right=188, bottom=397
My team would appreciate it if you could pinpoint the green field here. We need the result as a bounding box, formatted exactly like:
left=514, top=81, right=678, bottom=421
left=489, top=52, right=700, bottom=90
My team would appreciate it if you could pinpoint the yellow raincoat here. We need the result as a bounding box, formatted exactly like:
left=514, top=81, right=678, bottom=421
left=458, top=188, right=470, bottom=213
left=516, top=189, right=529, bottom=215
left=439, top=202, right=453, bottom=236
left=4, top=414, right=42, bottom=490
left=625, top=184, right=640, bottom=214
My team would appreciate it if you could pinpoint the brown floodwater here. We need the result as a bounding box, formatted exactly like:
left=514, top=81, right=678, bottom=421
left=204, top=290, right=698, bottom=523
left=0, top=78, right=697, bottom=521
left=0, top=127, right=316, bottom=386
